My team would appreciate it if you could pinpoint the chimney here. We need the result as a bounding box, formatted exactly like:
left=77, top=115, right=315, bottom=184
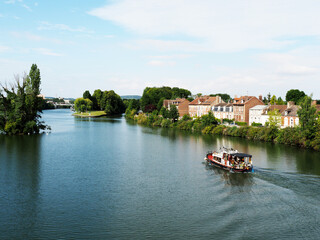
left=287, top=101, right=294, bottom=108
left=259, top=94, right=263, bottom=101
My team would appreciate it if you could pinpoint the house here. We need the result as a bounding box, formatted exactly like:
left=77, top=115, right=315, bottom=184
left=249, top=105, right=268, bottom=125
left=260, top=105, right=287, bottom=126
left=212, top=103, right=234, bottom=121
left=163, top=98, right=190, bottom=117
left=233, top=96, right=264, bottom=124
left=281, top=101, right=300, bottom=128
left=189, top=96, right=223, bottom=117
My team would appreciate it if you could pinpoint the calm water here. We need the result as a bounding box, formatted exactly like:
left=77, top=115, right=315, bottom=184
left=1, top=109, right=320, bottom=239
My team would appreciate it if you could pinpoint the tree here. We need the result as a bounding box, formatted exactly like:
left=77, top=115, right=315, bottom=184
left=297, top=95, right=317, bottom=140
left=100, top=90, right=125, bottom=115
left=157, top=97, right=165, bottom=111
left=92, top=89, right=102, bottom=110
left=168, top=105, right=179, bottom=121
left=267, top=92, right=271, bottom=103
left=0, top=64, right=49, bottom=135
left=285, top=89, right=306, bottom=104
left=83, top=90, right=92, bottom=100
left=267, top=109, right=281, bottom=128
left=210, top=93, right=231, bottom=102
left=270, top=95, right=277, bottom=105
left=276, top=97, right=285, bottom=105
left=140, top=86, right=192, bottom=112
left=74, top=98, right=93, bottom=112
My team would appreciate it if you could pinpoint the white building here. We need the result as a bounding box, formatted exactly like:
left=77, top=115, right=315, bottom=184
left=249, top=105, right=268, bottom=125
left=212, top=103, right=234, bottom=121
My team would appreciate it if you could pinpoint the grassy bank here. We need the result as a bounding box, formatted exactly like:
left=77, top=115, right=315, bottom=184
left=72, top=111, right=107, bottom=117
left=126, top=111, right=320, bottom=151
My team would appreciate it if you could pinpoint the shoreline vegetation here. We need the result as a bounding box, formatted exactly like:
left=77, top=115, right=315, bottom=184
left=72, top=111, right=107, bottom=117
left=0, top=64, right=50, bottom=135
left=123, top=86, right=320, bottom=151
left=126, top=111, right=320, bottom=151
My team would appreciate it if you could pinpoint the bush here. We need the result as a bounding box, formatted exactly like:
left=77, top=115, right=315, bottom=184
left=236, top=121, right=247, bottom=126
left=251, top=122, right=262, bottom=127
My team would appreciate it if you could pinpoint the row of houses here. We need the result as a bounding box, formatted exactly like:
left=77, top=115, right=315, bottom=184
left=163, top=95, right=320, bottom=128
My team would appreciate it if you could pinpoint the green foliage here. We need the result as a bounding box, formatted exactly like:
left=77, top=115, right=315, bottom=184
left=286, top=89, right=306, bottom=104
left=267, top=109, right=281, bottom=129
left=168, top=105, right=179, bottom=121
left=74, top=98, right=93, bottom=112
left=277, top=97, right=285, bottom=105
left=140, top=86, right=191, bottom=112
left=252, top=122, right=263, bottom=127
left=298, top=95, right=317, bottom=140
left=92, top=89, right=103, bottom=110
left=0, top=64, right=49, bottom=135
left=270, top=95, right=277, bottom=105
left=83, top=90, right=92, bottom=100
left=100, top=90, right=125, bottom=115
left=235, top=121, right=247, bottom=126
left=210, top=93, right=231, bottom=102
left=124, top=99, right=140, bottom=111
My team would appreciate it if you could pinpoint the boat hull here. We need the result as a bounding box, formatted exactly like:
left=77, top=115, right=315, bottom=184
left=205, top=156, right=253, bottom=173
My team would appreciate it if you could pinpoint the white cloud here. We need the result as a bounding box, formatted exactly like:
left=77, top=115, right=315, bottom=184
left=0, top=14, right=3, bottom=18
left=11, top=31, right=63, bottom=44
left=148, top=60, right=176, bottom=66
left=0, top=45, right=10, bottom=52
left=148, top=54, right=191, bottom=60
left=89, top=0, right=320, bottom=52
left=22, top=4, right=32, bottom=11
left=38, top=21, right=93, bottom=34
left=34, top=48, right=63, bottom=56
left=4, top=0, right=22, bottom=4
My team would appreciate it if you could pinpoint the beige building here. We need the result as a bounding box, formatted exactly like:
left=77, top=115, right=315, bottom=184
left=212, top=103, right=234, bottom=121
left=189, top=96, right=223, bottom=117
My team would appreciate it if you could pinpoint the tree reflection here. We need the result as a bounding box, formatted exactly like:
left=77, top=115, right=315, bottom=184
left=0, top=134, right=42, bottom=238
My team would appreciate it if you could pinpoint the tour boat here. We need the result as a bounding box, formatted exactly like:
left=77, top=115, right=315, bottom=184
left=205, top=147, right=254, bottom=173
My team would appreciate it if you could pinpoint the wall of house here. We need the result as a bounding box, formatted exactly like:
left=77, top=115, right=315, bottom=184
left=244, top=98, right=264, bottom=123
left=178, top=100, right=189, bottom=117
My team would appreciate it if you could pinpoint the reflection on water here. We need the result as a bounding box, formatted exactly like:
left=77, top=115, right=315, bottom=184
left=1, top=110, right=320, bottom=239
left=0, top=135, right=42, bottom=239
left=204, top=162, right=254, bottom=188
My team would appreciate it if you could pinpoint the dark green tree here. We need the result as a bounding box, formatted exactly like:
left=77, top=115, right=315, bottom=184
left=83, top=90, right=92, bottom=100
left=286, top=89, right=306, bottom=104
left=297, top=95, right=317, bottom=140
left=92, top=89, right=102, bottom=110
left=0, top=64, right=49, bottom=135
left=100, top=90, right=125, bottom=115
left=168, top=105, right=179, bottom=122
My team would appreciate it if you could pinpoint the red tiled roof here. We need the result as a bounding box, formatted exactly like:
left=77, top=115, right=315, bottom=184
left=189, top=96, right=216, bottom=105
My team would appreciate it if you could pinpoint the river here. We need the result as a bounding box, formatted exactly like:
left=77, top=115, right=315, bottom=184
left=1, top=109, right=320, bottom=239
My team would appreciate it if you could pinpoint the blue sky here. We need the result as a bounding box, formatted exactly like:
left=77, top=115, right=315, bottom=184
left=1, top=0, right=320, bottom=98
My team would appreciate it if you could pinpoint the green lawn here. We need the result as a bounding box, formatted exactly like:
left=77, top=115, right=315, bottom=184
left=72, top=111, right=107, bottom=117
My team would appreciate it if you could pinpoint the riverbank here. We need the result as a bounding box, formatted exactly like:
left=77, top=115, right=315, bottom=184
left=72, top=111, right=107, bottom=117
left=126, top=111, right=320, bottom=151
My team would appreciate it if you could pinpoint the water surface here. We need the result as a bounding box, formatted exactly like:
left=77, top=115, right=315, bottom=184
left=1, top=109, right=320, bottom=239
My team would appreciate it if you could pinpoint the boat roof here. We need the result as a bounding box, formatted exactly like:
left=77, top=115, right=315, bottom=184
left=229, top=153, right=252, bottom=158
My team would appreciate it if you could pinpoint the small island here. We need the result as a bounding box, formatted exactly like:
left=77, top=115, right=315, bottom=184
left=72, top=89, right=125, bottom=118
left=72, top=111, right=107, bottom=117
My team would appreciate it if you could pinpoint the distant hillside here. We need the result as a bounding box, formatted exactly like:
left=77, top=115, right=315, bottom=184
left=121, top=95, right=141, bottom=100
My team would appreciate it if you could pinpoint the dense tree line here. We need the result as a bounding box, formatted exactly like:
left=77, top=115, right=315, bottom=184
left=140, top=86, right=191, bottom=112
left=126, top=94, right=320, bottom=151
left=0, top=64, right=49, bottom=135
left=74, top=89, right=125, bottom=116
